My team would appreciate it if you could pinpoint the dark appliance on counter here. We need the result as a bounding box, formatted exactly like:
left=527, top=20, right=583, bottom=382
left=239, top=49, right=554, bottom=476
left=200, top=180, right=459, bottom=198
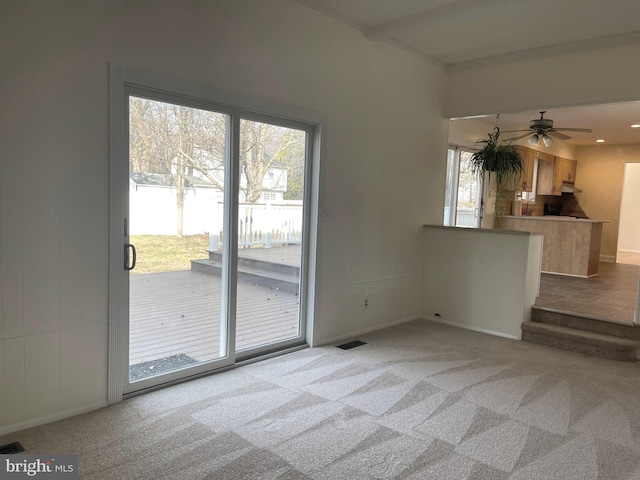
left=544, top=203, right=562, bottom=216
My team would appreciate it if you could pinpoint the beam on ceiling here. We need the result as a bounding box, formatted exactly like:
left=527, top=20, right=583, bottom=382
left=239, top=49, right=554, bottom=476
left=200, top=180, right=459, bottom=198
left=364, top=0, right=523, bottom=41
left=446, top=30, right=640, bottom=73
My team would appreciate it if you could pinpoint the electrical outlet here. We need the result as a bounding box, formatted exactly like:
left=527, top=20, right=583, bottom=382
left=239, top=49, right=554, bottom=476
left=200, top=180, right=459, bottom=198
left=364, top=298, right=369, bottom=309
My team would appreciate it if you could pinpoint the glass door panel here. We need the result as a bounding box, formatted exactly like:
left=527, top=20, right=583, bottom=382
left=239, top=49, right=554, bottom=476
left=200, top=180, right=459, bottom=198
left=455, top=150, right=481, bottom=228
left=128, top=95, right=230, bottom=384
left=443, top=148, right=457, bottom=226
left=235, top=119, right=306, bottom=351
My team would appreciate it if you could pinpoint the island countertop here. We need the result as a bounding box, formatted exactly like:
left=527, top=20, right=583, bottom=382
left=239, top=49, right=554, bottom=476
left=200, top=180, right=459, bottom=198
left=495, top=216, right=604, bottom=277
left=497, top=215, right=607, bottom=224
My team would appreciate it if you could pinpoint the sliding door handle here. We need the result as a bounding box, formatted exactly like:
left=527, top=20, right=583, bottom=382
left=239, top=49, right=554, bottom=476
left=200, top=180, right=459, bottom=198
left=124, top=243, right=137, bottom=271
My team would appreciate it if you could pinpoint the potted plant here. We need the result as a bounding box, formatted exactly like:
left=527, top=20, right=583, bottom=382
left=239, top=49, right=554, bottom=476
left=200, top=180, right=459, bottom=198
left=469, top=127, right=524, bottom=186
left=469, top=127, right=524, bottom=227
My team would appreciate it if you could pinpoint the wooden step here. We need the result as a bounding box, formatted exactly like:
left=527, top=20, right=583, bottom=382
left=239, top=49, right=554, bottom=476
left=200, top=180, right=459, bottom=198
left=208, top=251, right=300, bottom=277
left=190, top=259, right=299, bottom=293
left=522, top=321, right=639, bottom=362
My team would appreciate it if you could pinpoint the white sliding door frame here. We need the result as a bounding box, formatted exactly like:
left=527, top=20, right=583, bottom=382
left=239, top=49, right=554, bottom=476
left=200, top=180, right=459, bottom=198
left=108, top=64, right=325, bottom=403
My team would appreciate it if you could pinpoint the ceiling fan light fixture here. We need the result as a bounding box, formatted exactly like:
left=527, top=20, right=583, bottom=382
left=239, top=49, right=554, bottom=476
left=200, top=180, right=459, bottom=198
left=542, top=134, right=553, bottom=147
left=527, top=134, right=540, bottom=147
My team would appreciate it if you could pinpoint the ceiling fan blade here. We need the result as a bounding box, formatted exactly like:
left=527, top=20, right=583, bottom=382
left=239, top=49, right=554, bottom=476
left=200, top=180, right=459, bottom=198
left=498, top=129, right=531, bottom=134
left=552, top=128, right=592, bottom=133
left=504, top=133, right=531, bottom=141
left=547, top=131, right=572, bottom=140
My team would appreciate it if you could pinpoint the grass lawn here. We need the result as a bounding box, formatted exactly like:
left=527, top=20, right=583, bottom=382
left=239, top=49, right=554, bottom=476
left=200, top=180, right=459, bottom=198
left=130, top=235, right=209, bottom=274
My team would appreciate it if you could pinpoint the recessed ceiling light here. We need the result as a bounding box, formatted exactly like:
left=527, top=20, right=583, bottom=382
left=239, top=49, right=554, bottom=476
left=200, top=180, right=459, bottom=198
left=631, top=124, right=640, bottom=128
left=596, top=139, right=605, bottom=143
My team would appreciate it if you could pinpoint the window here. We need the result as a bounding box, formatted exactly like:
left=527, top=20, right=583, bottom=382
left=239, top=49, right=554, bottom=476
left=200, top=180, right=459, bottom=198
left=444, top=146, right=482, bottom=228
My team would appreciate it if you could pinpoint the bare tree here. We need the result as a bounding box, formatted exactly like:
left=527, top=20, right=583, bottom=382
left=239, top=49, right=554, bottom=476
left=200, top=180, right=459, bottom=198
left=173, top=105, right=193, bottom=238
left=240, top=121, right=305, bottom=203
left=130, top=97, right=172, bottom=174
left=129, top=97, right=306, bottom=236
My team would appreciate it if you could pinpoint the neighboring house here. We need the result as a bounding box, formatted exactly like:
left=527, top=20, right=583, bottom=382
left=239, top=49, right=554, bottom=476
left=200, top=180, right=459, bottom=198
left=249, top=163, right=288, bottom=203
left=178, top=163, right=288, bottom=204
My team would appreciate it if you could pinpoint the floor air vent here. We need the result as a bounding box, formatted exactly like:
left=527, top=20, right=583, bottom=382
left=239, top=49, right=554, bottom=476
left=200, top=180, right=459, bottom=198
left=0, top=441, right=25, bottom=454
left=336, top=340, right=367, bottom=350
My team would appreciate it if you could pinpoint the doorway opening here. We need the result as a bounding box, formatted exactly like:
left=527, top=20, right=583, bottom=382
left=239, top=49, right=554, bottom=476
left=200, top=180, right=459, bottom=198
left=446, top=115, right=639, bottom=326
left=617, top=162, right=640, bottom=266
left=617, top=162, right=640, bottom=324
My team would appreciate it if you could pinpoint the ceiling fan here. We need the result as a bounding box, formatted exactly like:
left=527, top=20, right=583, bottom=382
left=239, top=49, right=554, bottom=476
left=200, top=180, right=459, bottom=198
left=502, top=111, right=592, bottom=147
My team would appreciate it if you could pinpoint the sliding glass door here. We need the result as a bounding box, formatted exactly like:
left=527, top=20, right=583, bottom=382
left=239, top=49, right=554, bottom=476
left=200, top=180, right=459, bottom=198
left=117, top=87, right=311, bottom=394
left=235, top=119, right=306, bottom=352
left=127, top=96, right=232, bottom=387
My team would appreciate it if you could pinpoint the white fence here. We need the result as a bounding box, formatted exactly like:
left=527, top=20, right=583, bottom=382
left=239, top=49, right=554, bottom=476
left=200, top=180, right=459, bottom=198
left=456, top=207, right=478, bottom=227
left=130, top=183, right=303, bottom=238
left=209, top=230, right=302, bottom=250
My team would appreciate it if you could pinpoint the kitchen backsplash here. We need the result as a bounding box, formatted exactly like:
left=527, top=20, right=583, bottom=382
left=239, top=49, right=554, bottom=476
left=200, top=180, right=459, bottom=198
left=500, top=194, right=588, bottom=218
left=496, top=185, right=588, bottom=218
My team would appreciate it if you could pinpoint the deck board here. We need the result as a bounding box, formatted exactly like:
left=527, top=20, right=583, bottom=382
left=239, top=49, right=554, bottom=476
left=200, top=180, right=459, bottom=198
left=129, top=270, right=300, bottom=367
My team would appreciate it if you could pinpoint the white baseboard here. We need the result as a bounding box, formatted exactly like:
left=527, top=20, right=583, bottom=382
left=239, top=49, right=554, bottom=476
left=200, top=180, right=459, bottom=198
left=317, top=315, right=422, bottom=346
left=0, top=401, right=108, bottom=437
left=541, top=270, right=593, bottom=278
left=422, top=316, right=521, bottom=341
left=618, top=249, right=640, bottom=254
left=600, top=255, right=616, bottom=263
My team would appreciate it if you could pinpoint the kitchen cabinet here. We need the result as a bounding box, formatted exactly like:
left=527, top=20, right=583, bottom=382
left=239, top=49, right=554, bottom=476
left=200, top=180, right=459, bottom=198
left=514, top=146, right=535, bottom=192
left=536, top=153, right=577, bottom=196
left=535, top=151, right=558, bottom=195
left=556, top=156, right=577, bottom=183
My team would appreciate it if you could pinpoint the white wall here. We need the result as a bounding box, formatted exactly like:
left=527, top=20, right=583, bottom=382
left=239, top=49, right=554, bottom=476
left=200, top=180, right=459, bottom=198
left=445, top=44, right=640, bottom=119
left=573, top=145, right=640, bottom=258
left=0, top=0, right=447, bottom=433
left=0, top=0, right=110, bottom=434
left=422, top=226, right=543, bottom=340
left=618, top=163, right=640, bottom=253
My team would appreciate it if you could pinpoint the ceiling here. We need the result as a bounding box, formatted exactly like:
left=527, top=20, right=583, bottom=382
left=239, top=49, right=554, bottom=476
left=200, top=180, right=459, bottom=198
left=295, top=0, right=640, bottom=71
left=456, top=103, right=640, bottom=146
left=295, top=0, right=640, bottom=145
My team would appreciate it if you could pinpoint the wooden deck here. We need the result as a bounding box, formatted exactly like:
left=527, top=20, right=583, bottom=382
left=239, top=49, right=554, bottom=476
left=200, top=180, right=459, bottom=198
left=129, top=270, right=300, bottom=367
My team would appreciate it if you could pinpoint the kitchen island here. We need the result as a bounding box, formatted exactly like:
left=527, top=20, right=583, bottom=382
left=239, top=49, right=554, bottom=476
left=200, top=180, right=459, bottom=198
left=494, top=215, right=605, bottom=277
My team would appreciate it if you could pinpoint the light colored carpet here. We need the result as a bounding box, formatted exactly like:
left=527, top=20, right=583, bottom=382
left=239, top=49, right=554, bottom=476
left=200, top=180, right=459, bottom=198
left=3, top=320, right=640, bottom=479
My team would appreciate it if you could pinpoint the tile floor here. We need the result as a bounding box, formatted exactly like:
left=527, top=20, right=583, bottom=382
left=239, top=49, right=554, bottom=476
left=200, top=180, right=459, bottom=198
left=536, top=262, right=639, bottom=323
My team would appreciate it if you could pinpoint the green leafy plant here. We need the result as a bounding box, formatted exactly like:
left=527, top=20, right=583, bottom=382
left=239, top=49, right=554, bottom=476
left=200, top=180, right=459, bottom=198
left=470, top=127, right=524, bottom=186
